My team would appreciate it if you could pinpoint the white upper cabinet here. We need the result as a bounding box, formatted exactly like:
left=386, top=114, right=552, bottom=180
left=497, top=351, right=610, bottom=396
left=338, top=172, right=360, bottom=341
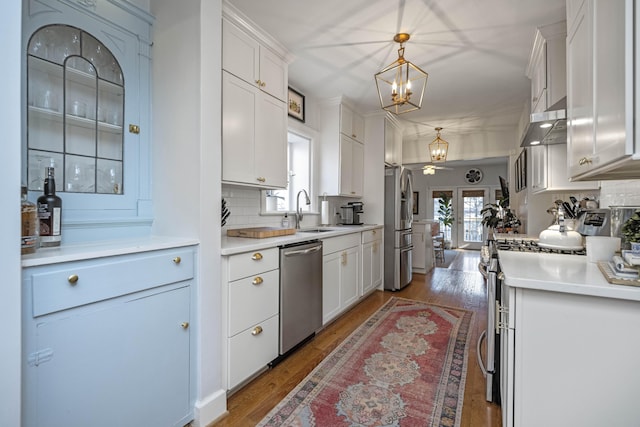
left=23, top=0, right=153, bottom=243
left=340, top=104, right=365, bottom=143
left=529, top=144, right=599, bottom=194
left=567, top=0, right=640, bottom=180
left=221, top=3, right=290, bottom=189
left=320, top=98, right=365, bottom=197
left=384, top=114, right=403, bottom=166
left=222, top=19, right=287, bottom=102
left=526, top=21, right=566, bottom=115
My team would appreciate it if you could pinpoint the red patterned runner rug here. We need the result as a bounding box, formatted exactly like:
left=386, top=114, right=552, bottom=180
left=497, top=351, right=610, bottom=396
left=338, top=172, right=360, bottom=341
left=257, top=297, right=474, bottom=427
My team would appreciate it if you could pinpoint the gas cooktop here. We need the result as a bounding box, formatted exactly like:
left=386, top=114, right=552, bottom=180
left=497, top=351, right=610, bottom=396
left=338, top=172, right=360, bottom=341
left=494, top=237, right=586, bottom=256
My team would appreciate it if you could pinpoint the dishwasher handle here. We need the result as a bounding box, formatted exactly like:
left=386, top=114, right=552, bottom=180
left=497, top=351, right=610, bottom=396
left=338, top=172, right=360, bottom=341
left=283, top=245, right=322, bottom=257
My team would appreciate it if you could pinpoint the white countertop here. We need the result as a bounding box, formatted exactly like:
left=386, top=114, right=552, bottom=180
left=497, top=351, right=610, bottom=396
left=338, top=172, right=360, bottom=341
left=498, top=250, right=640, bottom=302
left=21, top=236, right=199, bottom=267
left=221, top=224, right=382, bottom=255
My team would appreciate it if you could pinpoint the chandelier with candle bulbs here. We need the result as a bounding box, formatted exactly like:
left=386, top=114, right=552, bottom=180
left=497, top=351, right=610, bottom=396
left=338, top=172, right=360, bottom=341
left=374, top=33, right=428, bottom=115
left=429, top=127, right=449, bottom=163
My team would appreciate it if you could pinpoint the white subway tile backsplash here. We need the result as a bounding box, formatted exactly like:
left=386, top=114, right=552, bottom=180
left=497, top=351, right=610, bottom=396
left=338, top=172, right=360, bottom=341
left=600, top=180, right=640, bottom=207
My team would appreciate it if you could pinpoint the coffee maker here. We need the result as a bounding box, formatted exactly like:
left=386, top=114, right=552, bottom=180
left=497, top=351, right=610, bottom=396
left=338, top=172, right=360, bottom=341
left=340, top=202, right=364, bottom=225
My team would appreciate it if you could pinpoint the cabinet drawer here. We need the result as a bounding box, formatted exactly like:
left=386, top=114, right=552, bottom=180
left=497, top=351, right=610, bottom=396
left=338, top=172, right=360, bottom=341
left=228, top=269, right=279, bottom=336
left=361, top=228, right=382, bottom=244
left=228, top=247, right=279, bottom=281
left=228, top=314, right=279, bottom=390
left=29, top=248, right=194, bottom=317
left=323, top=233, right=361, bottom=254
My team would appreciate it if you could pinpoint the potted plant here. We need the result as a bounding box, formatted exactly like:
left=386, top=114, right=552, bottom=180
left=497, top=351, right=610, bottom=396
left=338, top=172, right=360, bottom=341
left=621, top=209, right=640, bottom=253
left=437, top=192, right=454, bottom=248
left=481, top=197, right=519, bottom=233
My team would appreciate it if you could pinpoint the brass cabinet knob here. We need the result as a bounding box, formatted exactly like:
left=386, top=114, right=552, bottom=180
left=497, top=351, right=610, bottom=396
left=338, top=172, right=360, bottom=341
left=251, top=325, right=263, bottom=336
left=578, top=157, right=592, bottom=166
left=256, top=177, right=266, bottom=183
left=252, top=276, right=263, bottom=285
left=352, top=133, right=357, bottom=138
left=181, top=322, right=189, bottom=329
left=251, top=253, right=263, bottom=261
left=129, top=124, right=140, bottom=134
left=255, top=79, right=262, bottom=86
left=173, top=256, right=181, bottom=264
left=68, top=274, right=79, bottom=285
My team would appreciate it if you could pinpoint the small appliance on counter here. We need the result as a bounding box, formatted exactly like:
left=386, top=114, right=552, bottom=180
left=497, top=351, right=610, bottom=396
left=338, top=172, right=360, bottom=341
left=576, top=208, right=611, bottom=236
left=340, top=202, right=364, bottom=225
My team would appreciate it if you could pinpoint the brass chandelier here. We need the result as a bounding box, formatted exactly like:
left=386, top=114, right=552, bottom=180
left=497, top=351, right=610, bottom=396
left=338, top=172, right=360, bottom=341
left=374, top=33, right=428, bottom=115
left=429, top=127, right=448, bottom=163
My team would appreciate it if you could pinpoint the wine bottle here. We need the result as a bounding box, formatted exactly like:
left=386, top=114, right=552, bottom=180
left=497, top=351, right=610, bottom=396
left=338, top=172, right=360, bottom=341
left=37, top=167, right=62, bottom=247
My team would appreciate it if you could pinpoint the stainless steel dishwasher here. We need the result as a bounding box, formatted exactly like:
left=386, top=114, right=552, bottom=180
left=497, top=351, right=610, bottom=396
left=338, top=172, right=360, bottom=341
left=279, top=240, right=323, bottom=355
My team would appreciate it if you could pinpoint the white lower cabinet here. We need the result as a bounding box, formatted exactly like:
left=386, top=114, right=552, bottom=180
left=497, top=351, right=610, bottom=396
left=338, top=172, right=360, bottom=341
left=223, top=248, right=279, bottom=390
left=322, top=233, right=361, bottom=325
left=22, top=246, right=195, bottom=427
left=361, top=228, right=382, bottom=295
left=500, top=284, right=640, bottom=427
left=411, top=221, right=436, bottom=273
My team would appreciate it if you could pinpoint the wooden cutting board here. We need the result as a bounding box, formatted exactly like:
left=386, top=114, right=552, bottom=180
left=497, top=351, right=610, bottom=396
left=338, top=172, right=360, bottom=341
left=226, top=227, right=296, bottom=238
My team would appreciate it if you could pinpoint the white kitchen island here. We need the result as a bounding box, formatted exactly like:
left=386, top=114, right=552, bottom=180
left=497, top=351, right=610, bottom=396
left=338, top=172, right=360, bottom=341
left=497, top=250, right=640, bottom=427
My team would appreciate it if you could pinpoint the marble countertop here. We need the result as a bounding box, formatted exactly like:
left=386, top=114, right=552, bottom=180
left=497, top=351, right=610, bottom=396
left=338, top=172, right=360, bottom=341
left=221, top=224, right=382, bottom=255
left=498, top=249, right=640, bottom=302
left=21, top=236, right=199, bottom=267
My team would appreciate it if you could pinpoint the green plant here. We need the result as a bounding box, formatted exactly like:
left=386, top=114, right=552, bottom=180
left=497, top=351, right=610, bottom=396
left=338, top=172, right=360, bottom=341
left=621, top=209, right=640, bottom=244
left=437, top=193, right=454, bottom=239
left=481, top=197, right=519, bottom=230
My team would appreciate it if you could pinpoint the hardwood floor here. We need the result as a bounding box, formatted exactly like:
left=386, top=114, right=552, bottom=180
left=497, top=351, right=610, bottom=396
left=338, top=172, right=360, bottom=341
left=212, top=250, right=501, bottom=427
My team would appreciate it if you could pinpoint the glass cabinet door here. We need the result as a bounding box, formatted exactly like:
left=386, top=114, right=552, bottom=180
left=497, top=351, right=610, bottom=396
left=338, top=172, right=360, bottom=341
left=27, top=25, right=124, bottom=196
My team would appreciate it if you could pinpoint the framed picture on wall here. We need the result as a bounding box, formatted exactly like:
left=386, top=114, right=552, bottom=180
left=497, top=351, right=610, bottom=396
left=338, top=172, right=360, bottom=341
left=287, top=87, right=305, bottom=122
left=413, top=192, right=419, bottom=215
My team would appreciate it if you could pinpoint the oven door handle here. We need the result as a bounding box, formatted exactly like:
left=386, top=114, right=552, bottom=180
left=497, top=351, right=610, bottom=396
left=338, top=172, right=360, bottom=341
left=476, top=329, right=488, bottom=377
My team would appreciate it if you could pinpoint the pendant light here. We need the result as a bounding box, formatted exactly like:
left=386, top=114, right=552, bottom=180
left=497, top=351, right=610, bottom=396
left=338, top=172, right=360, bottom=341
left=429, top=127, right=448, bottom=163
left=374, top=33, right=428, bottom=115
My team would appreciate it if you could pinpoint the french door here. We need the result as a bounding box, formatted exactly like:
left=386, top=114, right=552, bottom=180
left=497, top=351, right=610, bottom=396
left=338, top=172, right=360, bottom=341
left=456, top=188, right=488, bottom=250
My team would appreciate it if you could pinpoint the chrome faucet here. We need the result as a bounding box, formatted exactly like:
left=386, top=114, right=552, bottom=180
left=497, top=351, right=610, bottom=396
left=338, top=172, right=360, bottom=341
left=295, top=189, right=311, bottom=229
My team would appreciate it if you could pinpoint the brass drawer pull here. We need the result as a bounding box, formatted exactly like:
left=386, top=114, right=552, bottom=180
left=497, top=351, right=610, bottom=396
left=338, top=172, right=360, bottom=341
left=251, top=326, right=263, bottom=336
left=252, top=276, right=263, bottom=285
left=256, top=176, right=266, bottom=182
left=173, top=256, right=181, bottom=264
left=68, top=274, right=79, bottom=285
left=251, top=253, right=263, bottom=261
left=181, top=322, right=189, bottom=329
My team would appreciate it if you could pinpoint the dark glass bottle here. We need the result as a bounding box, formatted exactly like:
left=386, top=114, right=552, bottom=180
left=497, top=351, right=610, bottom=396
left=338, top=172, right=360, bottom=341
left=37, top=167, right=62, bottom=247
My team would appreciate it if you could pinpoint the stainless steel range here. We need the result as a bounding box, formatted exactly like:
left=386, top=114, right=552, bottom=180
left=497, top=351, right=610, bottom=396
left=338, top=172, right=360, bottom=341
left=494, top=237, right=586, bottom=255
left=477, top=236, right=587, bottom=405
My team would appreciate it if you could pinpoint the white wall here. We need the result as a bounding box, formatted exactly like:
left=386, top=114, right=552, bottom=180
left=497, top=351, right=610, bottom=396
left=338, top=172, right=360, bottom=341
left=151, top=0, right=225, bottom=425
left=0, top=3, right=23, bottom=426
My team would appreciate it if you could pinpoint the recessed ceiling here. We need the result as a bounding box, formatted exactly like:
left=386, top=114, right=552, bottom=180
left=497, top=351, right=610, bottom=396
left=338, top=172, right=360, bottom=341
left=227, top=0, right=566, bottom=141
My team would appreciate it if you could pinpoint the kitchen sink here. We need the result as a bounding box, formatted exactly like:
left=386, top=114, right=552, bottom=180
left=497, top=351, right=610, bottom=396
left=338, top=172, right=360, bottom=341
left=299, top=228, right=334, bottom=233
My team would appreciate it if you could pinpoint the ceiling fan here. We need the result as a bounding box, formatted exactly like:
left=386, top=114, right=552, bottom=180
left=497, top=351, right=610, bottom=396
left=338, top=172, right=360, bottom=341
left=407, top=163, right=453, bottom=175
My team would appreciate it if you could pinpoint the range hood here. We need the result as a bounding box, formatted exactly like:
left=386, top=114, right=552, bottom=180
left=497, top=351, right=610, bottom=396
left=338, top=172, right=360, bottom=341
left=520, top=98, right=567, bottom=147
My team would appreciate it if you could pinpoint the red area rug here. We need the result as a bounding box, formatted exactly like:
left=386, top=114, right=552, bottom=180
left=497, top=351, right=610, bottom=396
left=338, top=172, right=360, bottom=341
left=258, top=297, right=474, bottom=426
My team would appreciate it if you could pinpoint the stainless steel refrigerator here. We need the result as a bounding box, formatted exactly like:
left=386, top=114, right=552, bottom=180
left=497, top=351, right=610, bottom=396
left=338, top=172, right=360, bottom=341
left=384, top=166, right=414, bottom=290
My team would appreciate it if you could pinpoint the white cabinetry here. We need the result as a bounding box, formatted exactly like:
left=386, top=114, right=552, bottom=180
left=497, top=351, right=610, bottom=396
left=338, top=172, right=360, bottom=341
left=412, top=221, right=437, bottom=273
left=222, top=248, right=279, bottom=390
left=221, top=6, right=290, bottom=189
left=361, top=228, right=382, bottom=295
left=320, top=98, right=365, bottom=197
left=567, top=0, right=640, bottom=180
left=340, top=103, right=365, bottom=143
left=499, top=284, right=640, bottom=427
left=526, top=21, right=567, bottom=114
left=384, top=114, right=403, bottom=166
left=529, top=144, right=599, bottom=193
left=322, top=233, right=361, bottom=325
left=22, top=246, right=195, bottom=427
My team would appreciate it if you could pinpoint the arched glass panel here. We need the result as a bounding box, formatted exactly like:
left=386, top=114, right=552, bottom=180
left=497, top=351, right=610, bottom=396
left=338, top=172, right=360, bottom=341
left=27, top=24, right=124, bottom=195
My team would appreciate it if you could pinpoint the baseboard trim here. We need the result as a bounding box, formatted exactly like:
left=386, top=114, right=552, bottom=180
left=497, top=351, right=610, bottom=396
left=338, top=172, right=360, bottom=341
left=192, top=389, right=227, bottom=427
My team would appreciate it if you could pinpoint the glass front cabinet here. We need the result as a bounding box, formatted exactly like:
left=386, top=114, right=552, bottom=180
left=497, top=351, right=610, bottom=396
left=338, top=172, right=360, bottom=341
left=23, top=0, right=153, bottom=243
